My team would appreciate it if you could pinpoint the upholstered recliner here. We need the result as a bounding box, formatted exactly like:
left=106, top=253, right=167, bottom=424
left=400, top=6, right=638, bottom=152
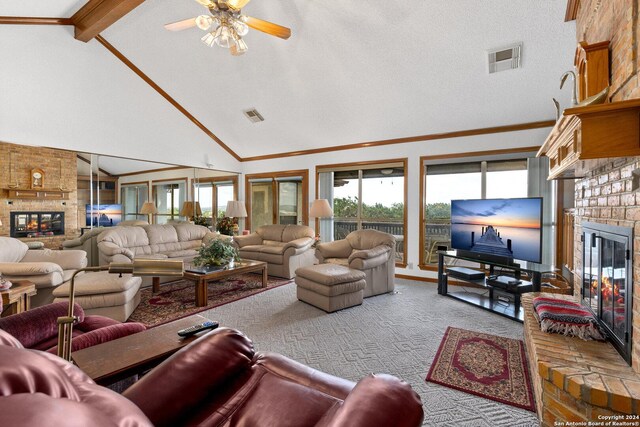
left=0, top=301, right=145, bottom=354
left=0, top=327, right=424, bottom=427
left=316, top=229, right=395, bottom=297
left=233, top=224, right=316, bottom=279
left=0, top=237, right=87, bottom=307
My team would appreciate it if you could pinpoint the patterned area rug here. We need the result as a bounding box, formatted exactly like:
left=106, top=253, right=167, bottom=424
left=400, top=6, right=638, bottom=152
left=426, top=327, right=536, bottom=412
left=128, top=274, right=292, bottom=327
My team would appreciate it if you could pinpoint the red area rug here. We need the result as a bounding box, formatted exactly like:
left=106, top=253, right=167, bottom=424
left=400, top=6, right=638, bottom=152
left=426, top=327, right=536, bottom=412
left=127, top=274, right=292, bottom=327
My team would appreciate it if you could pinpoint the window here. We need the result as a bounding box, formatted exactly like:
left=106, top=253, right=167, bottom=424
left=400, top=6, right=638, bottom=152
left=245, top=170, right=308, bottom=231
left=317, top=160, right=407, bottom=265
left=420, top=156, right=529, bottom=267
left=152, top=179, right=186, bottom=224
left=193, top=176, right=238, bottom=227
left=120, top=183, right=149, bottom=221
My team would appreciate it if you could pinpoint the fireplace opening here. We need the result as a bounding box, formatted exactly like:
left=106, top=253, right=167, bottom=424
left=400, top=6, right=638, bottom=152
left=582, top=222, right=633, bottom=365
left=10, top=212, right=65, bottom=238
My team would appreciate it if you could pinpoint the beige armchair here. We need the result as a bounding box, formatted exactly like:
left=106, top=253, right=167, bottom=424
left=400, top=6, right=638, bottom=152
left=233, top=224, right=316, bottom=279
left=316, top=229, right=395, bottom=297
left=0, top=237, right=88, bottom=307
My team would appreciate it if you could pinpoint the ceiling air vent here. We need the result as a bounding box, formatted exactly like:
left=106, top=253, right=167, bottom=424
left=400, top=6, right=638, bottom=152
left=243, top=108, right=264, bottom=123
left=488, top=43, right=522, bottom=73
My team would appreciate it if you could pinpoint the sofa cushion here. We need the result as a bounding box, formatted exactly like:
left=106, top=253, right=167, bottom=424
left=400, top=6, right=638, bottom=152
left=144, top=225, right=179, bottom=245
left=162, top=249, right=199, bottom=258
left=134, top=254, right=169, bottom=260
left=4, top=271, right=65, bottom=289
left=282, top=225, right=315, bottom=242
left=296, top=264, right=366, bottom=286
left=324, top=258, right=349, bottom=267
left=237, top=250, right=284, bottom=265
left=296, top=276, right=366, bottom=297
left=257, top=225, right=286, bottom=242
left=100, top=226, right=150, bottom=249
left=174, top=224, right=209, bottom=242
left=0, top=237, right=29, bottom=262
left=56, top=285, right=140, bottom=309
left=53, top=271, right=141, bottom=297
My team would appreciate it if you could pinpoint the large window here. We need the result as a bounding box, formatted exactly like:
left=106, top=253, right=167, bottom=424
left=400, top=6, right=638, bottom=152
left=120, top=183, right=149, bottom=221
left=245, top=170, right=308, bottom=231
left=317, top=160, right=407, bottom=265
left=420, top=155, right=529, bottom=267
left=152, top=179, right=187, bottom=224
left=194, top=176, right=238, bottom=227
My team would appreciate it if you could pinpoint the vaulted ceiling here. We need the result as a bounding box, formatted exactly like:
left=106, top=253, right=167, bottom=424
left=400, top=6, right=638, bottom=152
left=0, top=1, right=575, bottom=169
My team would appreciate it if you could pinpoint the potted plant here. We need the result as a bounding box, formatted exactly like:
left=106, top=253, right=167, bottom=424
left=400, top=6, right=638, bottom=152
left=193, top=238, right=238, bottom=267
left=216, top=216, right=237, bottom=236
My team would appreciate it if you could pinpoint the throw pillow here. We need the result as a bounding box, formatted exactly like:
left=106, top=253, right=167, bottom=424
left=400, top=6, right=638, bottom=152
left=532, top=296, right=605, bottom=341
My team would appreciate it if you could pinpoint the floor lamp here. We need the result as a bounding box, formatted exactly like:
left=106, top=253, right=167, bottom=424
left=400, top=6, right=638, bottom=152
left=310, top=199, right=334, bottom=243
left=57, top=259, right=184, bottom=361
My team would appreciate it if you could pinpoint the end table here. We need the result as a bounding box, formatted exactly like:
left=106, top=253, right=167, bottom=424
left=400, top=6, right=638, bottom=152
left=1, top=280, right=37, bottom=317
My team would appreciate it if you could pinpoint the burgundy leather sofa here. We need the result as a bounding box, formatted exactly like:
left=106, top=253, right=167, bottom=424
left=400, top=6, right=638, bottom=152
left=0, top=327, right=424, bottom=427
left=0, top=301, right=145, bottom=353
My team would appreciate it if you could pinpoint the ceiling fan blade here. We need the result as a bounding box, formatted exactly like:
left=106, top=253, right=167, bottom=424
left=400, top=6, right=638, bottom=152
left=194, top=0, right=215, bottom=7
left=164, top=18, right=197, bottom=32
left=225, top=0, right=252, bottom=11
left=244, top=16, right=291, bottom=40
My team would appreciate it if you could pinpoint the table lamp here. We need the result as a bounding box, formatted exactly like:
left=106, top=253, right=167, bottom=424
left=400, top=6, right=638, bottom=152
left=225, top=201, right=248, bottom=235
left=140, top=202, right=157, bottom=224
left=57, top=259, right=184, bottom=361
left=180, top=201, right=202, bottom=222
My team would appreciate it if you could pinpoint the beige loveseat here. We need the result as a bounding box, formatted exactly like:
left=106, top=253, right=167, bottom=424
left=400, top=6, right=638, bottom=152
left=233, top=224, right=315, bottom=279
left=97, top=224, right=215, bottom=285
left=0, top=237, right=88, bottom=307
left=316, top=229, right=395, bottom=297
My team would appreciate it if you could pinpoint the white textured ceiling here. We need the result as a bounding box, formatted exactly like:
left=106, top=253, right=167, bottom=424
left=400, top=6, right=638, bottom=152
left=0, top=1, right=576, bottom=162
left=1, top=1, right=84, bottom=17
left=100, top=0, right=576, bottom=157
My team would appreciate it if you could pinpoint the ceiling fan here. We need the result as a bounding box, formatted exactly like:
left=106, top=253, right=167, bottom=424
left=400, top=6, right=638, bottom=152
left=165, top=0, right=291, bottom=56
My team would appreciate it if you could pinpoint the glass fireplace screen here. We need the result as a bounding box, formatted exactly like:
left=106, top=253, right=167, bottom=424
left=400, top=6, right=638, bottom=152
left=10, top=212, right=65, bottom=238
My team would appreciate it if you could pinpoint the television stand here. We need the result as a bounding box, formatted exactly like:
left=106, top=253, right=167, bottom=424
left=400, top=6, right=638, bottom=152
left=437, top=250, right=554, bottom=322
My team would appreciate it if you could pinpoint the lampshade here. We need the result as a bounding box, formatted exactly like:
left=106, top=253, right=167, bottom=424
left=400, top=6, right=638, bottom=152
left=180, top=201, right=202, bottom=217
left=309, top=199, right=333, bottom=218
left=140, top=202, right=157, bottom=215
left=225, top=201, right=248, bottom=218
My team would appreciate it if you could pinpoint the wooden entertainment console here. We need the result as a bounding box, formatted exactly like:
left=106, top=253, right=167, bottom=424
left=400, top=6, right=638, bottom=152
left=437, top=251, right=554, bottom=322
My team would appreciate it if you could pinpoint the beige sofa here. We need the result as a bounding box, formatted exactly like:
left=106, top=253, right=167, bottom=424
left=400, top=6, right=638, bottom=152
left=97, top=224, right=216, bottom=285
left=316, top=229, right=395, bottom=297
left=0, top=237, right=88, bottom=307
left=62, top=221, right=150, bottom=267
left=233, top=224, right=315, bottom=279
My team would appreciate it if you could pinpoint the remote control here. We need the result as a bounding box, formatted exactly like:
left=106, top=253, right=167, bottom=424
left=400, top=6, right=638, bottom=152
left=177, top=321, right=219, bottom=337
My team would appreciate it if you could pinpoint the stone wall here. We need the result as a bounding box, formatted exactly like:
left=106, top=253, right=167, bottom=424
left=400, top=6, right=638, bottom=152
left=573, top=0, right=640, bottom=373
left=0, top=141, right=78, bottom=249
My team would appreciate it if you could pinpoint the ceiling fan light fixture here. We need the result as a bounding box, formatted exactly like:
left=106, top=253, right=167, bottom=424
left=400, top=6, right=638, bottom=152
left=231, top=37, right=248, bottom=55
left=201, top=31, right=216, bottom=47
left=195, top=14, right=214, bottom=30
left=214, top=24, right=234, bottom=48
left=232, top=18, right=249, bottom=36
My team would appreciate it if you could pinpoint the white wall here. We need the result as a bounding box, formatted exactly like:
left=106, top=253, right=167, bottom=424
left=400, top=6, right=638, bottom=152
left=239, top=127, right=551, bottom=280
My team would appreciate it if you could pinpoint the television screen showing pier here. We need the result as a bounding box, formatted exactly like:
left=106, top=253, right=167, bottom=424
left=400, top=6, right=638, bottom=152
left=450, top=197, right=542, bottom=263
left=85, top=204, right=122, bottom=227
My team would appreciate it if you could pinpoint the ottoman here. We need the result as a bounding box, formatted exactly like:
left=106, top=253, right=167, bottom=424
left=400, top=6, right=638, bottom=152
left=52, top=271, right=142, bottom=322
left=295, top=264, right=366, bottom=313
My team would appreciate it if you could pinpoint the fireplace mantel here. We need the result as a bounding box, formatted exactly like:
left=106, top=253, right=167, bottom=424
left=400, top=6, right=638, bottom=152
left=4, top=188, right=71, bottom=200
left=537, top=99, right=640, bottom=180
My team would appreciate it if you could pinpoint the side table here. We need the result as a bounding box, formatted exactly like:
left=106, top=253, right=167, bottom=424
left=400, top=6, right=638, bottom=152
left=1, top=280, right=37, bottom=317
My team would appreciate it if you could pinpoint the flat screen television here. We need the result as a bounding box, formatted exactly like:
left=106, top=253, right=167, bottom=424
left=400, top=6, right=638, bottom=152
left=85, top=204, right=122, bottom=227
left=450, top=197, right=543, bottom=264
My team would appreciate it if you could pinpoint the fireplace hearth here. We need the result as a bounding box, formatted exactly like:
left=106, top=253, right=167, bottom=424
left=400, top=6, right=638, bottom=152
left=582, top=222, right=633, bottom=365
left=10, top=212, right=65, bottom=238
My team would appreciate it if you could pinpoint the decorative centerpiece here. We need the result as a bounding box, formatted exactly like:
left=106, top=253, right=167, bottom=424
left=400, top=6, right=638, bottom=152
left=193, top=238, right=238, bottom=267
left=216, top=216, right=237, bottom=236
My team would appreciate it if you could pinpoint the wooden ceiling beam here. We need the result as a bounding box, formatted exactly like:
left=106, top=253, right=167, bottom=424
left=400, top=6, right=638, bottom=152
left=71, top=0, right=145, bottom=42
left=0, top=17, right=73, bottom=25
left=565, top=0, right=580, bottom=22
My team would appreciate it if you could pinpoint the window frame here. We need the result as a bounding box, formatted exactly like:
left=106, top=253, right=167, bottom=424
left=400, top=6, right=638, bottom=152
left=244, top=170, right=309, bottom=230
left=418, top=147, right=538, bottom=271
left=315, top=158, right=408, bottom=268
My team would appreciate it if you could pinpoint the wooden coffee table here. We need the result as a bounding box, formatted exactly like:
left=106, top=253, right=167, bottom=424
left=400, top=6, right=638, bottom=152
left=1, top=280, right=37, bottom=318
left=182, top=260, right=268, bottom=307
left=73, top=314, right=210, bottom=386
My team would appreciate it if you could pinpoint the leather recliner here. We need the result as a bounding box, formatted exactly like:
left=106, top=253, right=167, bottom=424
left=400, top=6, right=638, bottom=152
left=316, top=229, right=396, bottom=297
left=0, top=327, right=424, bottom=427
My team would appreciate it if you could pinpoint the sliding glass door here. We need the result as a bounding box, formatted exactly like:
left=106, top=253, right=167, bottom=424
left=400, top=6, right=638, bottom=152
left=152, top=180, right=186, bottom=224
left=120, top=183, right=148, bottom=221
